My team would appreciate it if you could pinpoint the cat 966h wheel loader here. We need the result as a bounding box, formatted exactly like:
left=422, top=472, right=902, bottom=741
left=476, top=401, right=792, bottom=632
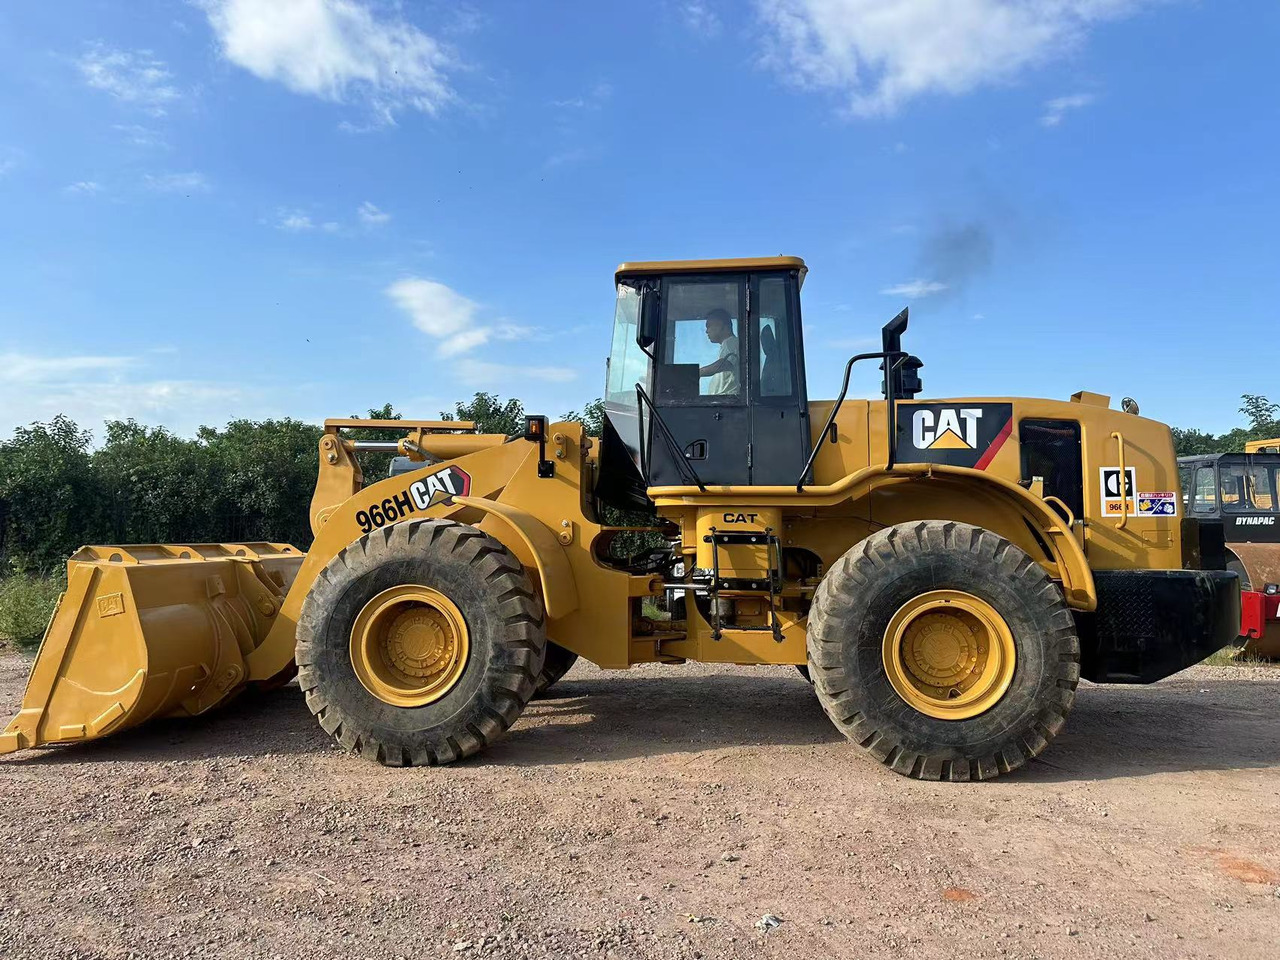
left=1, top=258, right=1241, bottom=780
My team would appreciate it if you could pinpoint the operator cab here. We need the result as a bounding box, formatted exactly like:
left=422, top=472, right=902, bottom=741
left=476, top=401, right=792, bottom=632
left=599, top=258, right=812, bottom=503
left=1178, top=452, right=1280, bottom=571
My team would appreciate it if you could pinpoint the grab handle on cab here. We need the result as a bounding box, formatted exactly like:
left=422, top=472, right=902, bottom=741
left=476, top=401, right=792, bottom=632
left=1110, top=431, right=1129, bottom=531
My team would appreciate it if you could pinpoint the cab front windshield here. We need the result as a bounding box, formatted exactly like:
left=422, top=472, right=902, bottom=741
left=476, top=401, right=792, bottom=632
left=1187, top=460, right=1279, bottom=513
left=605, top=283, right=651, bottom=403
left=1218, top=461, right=1277, bottom=512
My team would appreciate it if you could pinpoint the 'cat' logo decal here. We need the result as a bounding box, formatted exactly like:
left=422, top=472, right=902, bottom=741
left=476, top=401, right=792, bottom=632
left=355, top=466, right=473, bottom=533
left=897, top=403, right=1013, bottom=470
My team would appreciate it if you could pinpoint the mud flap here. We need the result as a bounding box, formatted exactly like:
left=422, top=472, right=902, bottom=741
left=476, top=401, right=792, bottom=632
left=0, top=543, right=303, bottom=756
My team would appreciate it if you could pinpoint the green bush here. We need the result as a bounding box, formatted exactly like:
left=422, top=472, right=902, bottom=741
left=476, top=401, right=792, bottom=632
left=0, top=576, right=63, bottom=649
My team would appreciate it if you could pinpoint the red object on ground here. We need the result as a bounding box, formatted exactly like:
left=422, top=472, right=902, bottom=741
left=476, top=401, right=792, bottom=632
left=1240, top=589, right=1280, bottom=640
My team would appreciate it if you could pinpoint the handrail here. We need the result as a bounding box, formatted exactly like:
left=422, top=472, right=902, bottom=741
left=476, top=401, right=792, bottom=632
left=796, top=351, right=905, bottom=490
left=1042, top=495, right=1077, bottom=529
left=1110, top=431, right=1129, bottom=531
left=636, top=384, right=707, bottom=492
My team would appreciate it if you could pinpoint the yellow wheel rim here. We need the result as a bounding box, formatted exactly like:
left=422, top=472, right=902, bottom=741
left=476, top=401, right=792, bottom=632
left=350, top=585, right=470, bottom=707
left=881, top=590, right=1016, bottom=720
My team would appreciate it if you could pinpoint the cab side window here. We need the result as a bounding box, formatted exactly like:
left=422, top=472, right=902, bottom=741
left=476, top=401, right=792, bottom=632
left=1219, top=464, right=1247, bottom=510
left=1191, top=466, right=1217, bottom=513
left=1250, top=465, right=1277, bottom=512
left=605, top=284, right=647, bottom=402
left=754, top=276, right=795, bottom=398
left=654, top=279, right=743, bottom=402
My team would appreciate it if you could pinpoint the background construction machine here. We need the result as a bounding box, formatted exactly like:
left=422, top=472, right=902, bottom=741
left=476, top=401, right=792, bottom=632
left=1179, top=449, right=1280, bottom=657
left=2, top=257, right=1241, bottom=781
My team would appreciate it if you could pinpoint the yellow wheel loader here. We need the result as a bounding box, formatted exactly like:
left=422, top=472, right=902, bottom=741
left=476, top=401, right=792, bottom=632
left=1, top=257, right=1241, bottom=780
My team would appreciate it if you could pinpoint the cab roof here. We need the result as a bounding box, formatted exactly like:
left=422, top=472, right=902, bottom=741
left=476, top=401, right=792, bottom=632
left=1178, top=452, right=1280, bottom=463
left=615, top=256, right=807, bottom=286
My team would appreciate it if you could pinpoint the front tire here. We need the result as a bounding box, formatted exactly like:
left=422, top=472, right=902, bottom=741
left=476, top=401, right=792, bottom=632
left=807, top=520, right=1080, bottom=781
left=296, top=519, right=546, bottom=766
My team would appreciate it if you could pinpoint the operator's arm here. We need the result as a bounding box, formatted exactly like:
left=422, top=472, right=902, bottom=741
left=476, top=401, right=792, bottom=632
left=699, top=358, right=731, bottom=377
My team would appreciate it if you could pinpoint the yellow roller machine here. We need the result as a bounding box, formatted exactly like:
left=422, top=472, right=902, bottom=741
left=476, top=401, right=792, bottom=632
left=2, top=257, right=1241, bottom=780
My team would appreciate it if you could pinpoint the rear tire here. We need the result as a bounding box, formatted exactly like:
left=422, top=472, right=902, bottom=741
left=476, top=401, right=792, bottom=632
left=296, top=519, right=546, bottom=766
left=1226, top=553, right=1251, bottom=591
left=533, top=641, right=579, bottom=697
left=808, top=520, right=1080, bottom=781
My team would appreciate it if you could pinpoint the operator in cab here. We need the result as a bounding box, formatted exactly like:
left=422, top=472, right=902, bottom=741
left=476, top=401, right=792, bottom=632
left=698, top=308, right=739, bottom=395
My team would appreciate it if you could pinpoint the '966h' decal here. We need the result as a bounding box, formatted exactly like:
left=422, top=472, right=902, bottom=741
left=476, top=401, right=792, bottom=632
left=355, top=466, right=472, bottom=533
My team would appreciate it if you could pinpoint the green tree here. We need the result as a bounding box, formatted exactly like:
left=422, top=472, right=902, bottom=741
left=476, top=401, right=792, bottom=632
left=94, top=420, right=215, bottom=544
left=441, top=393, right=525, bottom=435
left=197, top=418, right=323, bottom=548
left=1240, top=394, right=1280, bottom=435
left=1172, top=394, right=1278, bottom=456
left=561, top=399, right=606, bottom=435
left=0, top=416, right=99, bottom=573
left=343, top=403, right=402, bottom=481
left=1171, top=426, right=1223, bottom=457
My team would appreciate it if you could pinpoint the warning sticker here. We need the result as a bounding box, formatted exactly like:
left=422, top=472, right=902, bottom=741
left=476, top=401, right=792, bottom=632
left=1099, top=466, right=1137, bottom=517
left=1136, top=491, right=1178, bottom=517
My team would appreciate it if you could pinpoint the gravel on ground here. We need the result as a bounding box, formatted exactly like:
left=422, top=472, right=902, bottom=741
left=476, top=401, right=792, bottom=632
left=1, top=652, right=1278, bottom=959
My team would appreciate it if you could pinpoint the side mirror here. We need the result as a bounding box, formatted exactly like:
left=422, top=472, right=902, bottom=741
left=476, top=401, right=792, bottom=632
left=637, top=286, right=660, bottom=351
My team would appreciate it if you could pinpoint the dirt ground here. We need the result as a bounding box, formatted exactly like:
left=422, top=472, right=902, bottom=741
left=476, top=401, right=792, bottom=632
left=1, top=651, right=1278, bottom=960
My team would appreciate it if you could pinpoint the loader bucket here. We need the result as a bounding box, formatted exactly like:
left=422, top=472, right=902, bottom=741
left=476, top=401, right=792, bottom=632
left=0, top=543, right=304, bottom=756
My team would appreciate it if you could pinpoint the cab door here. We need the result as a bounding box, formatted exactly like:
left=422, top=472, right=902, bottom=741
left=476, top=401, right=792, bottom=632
left=647, top=274, right=750, bottom=487
left=746, top=271, right=810, bottom=486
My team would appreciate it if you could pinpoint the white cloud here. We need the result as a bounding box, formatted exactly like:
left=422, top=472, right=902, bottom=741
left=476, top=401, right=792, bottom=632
left=680, top=2, right=723, bottom=36
left=276, top=209, right=316, bottom=231
left=757, top=0, right=1148, bottom=115
left=78, top=44, right=182, bottom=116
left=1040, top=91, right=1096, bottom=126
left=201, top=0, right=453, bottom=124
left=550, top=81, right=614, bottom=109
left=271, top=208, right=341, bottom=232
left=387, top=278, right=486, bottom=355
left=113, top=124, right=168, bottom=148
left=881, top=279, right=948, bottom=298
left=543, top=147, right=592, bottom=170
left=455, top=359, right=577, bottom=386
left=386, top=278, right=544, bottom=357
left=144, top=171, right=210, bottom=193
left=0, top=149, right=19, bottom=178
left=63, top=181, right=102, bottom=196
left=2, top=353, right=133, bottom=382
left=493, top=323, right=539, bottom=342
left=358, top=200, right=391, bottom=225
left=0, top=351, right=294, bottom=439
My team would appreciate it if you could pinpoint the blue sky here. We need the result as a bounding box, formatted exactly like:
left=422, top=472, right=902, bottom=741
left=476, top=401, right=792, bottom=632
left=0, top=0, right=1276, bottom=438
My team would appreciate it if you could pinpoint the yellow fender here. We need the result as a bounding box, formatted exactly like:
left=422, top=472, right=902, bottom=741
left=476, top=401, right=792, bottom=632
left=886, top=463, right=1097, bottom=611
left=453, top=495, right=580, bottom=620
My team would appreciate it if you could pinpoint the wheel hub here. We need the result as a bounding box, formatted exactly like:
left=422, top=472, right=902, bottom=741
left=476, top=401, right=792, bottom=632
left=882, top=590, right=1016, bottom=720
left=350, top=585, right=470, bottom=707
